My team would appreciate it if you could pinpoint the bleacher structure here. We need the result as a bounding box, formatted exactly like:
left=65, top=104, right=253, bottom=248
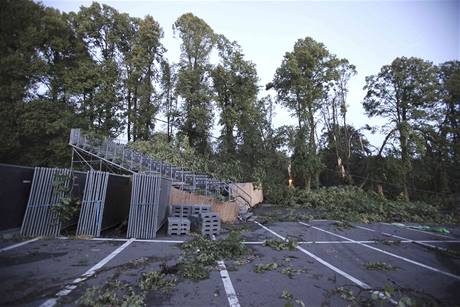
left=19, top=128, right=247, bottom=239
left=68, top=128, right=252, bottom=207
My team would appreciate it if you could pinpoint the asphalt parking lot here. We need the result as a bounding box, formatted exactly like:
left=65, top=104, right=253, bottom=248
left=1, top=220, right=459, bottom=306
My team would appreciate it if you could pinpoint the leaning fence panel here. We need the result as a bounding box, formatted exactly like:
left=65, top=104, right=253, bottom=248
left=127, top=173, right=170, bottom=239
left=76, top=170, right=109, bottom=237
left=20, top=167, right=72, bottom=237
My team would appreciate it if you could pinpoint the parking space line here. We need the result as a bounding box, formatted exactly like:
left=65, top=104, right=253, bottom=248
left=300, top=222, right=460, bottom=281
left=212, top=235, right=240, bottom=307
left=253, top=221, right=398, bottom=304
left=381, top=222, right=456, bottom=239
left=355, top=225, right=449, bottom=252
left=39, top=238, right=135, bottom=307
left=254, top=222, right=371, bottom=288
left=0, top=237, right=40, bottom=253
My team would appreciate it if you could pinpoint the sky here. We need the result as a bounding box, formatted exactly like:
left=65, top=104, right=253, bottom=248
left=43, top=0, right=460, bottom=148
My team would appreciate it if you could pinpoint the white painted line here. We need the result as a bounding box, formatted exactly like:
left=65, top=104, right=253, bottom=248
left=217, top=260, right=241, bottom=307
left=211, top=235, right=240, bottom=307
left=381, top=222, right=456, bottom=239
left=135, top=239, right=185, bottom=243
left=254, top=221, right=371, bottom=289
left=300, top=222, right=460, bottom=281
left=0, top=237, right=40, bottom=253
left=39, top=238, right=135, bottom=307
left=92, top=237, right=128, bottom=242
left=419, top=240, right=460, bottom=243
left=355, top=226, right=449, bottom=252
left=254, top=221, right=397, bottom=305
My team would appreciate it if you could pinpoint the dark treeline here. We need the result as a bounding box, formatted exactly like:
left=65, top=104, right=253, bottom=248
left=1, top=1, right=459, bottom=205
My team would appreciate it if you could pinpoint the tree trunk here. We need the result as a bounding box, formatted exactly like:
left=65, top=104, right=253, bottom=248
left=399, top=121, right=410, bottom=201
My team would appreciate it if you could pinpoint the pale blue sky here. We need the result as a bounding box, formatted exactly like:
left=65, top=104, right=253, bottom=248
left=43, top=0, right=459, bottom=148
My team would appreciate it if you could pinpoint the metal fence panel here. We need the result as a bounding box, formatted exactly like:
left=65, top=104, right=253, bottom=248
left=127, top=173, right=168, bottom=239
left=76, top=170, right=109, bottom=237
left=20, top=167, right=72, bottom=237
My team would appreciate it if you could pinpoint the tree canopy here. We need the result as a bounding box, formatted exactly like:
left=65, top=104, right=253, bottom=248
left=1, top=0, right=459, bottom=208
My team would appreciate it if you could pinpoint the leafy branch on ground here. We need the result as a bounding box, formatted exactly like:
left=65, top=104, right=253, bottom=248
left=333, top=221, right=354, bottom=230
left=280, top=289, right=305, bottom=307
left=364, top=262, right=399, bottom=271
left=176, top=231, right=253, bottom=280
left=266, top=186, right=457, bottom=224
left=254, top=262, right=278, bottom=273
left=264, top=239, right=298, bottom=251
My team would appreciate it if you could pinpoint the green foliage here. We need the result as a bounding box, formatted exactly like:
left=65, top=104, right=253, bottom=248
left=271, top=37, right=347, bottom=190
left=51, top=196, right=81, bottom=223
left=264, top=239, right=298, bottom=251
left=281, top=266, right=304, bottom=279
left=139, top=271, right=176, bottom=293
left=280, top=290, right=305, bottom=307
left=178, top=232, right=251, bottom=280
left=273, top=186, right=456, bottom=224
left=333, top=221, right=354, bottom=230
left=363, top=57, right=439, bottom=200
left=174, top=13, right=216, bottom=154
left=79, top=280, right=145, bottom=307
left=254, top=262, right=278, bottom=273
left=364, top=262, right=399, bottom=271
left=50, top=172, right=81, bottom=224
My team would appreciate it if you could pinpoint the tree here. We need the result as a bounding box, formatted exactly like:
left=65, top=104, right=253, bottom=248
left=160, top=60, right=179, bottom=142
left=270, top=37, right=339, bottom=190
left=75, top=2, right=125, bottom=136
left=212, top=35, right=259, bottom=161
left=363, top=57, right=439, bottom=200
left=321, top=59, right=357, bottom=183
left=173, top=13, right=216, bottom=154
left=130, top=15, right=164, bottom=140
left=0, top=0, right=48, bottom=163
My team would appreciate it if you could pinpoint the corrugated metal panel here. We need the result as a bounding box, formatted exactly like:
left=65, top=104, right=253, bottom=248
left=127, top=174, right=171, bottom=239
left=76, top=170, right=109, bottom=237
left=20, top=167, right=72, bottom=237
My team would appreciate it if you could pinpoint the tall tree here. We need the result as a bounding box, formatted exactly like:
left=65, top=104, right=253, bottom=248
left=270, top=37, right=339, bottom=190
left=212, top=35, right=259, bottom=161
left=160, top=60, right=179, bottom=142
left=173, top=13, right=216, bottom=154
left=75, top=2, right=125, bottom=136
left=130, top=15, right=164, bottom=140
left=321, top=59, right=357, bottom=183
left=363, top=57, right=439, bottom=200
left=0, top=0, right=48, bottom=163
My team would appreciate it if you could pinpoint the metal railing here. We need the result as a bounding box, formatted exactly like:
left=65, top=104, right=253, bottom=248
left=69, top=128, right=252, bottom=207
